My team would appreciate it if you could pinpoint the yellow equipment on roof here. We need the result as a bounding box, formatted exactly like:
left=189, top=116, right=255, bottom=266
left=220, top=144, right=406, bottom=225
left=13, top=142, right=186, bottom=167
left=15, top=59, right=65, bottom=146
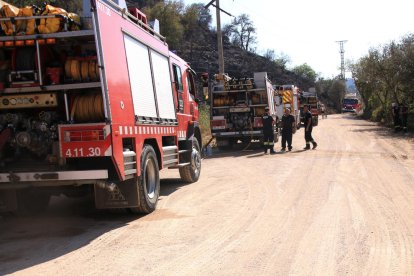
left=18, top=6, right=35, bottom=35
left=68, top=13, right=81, bottom=31
left=0, top=2, right=36, bottom=35
left=0, top=3, right=19, bottom=35
left=38, top=4, right=68, bottom=34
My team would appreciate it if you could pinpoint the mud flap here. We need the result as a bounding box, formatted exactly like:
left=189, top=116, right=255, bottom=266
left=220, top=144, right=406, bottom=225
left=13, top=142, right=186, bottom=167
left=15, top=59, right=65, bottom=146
left=94, top=180, right=139, bottom=209
left=180, top=138, right=193, bottom=163
left=0, top=190, right=18, bottom=212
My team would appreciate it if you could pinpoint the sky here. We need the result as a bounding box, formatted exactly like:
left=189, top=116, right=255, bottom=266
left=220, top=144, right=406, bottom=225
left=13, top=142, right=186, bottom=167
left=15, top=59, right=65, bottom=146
left=182, top=0, right=414, bottom=78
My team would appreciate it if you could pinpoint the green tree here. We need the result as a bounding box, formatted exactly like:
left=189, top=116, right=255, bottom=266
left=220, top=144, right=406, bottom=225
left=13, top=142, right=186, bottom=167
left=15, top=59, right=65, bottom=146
left=292, top=63, right=317, bottom=82
left=263, top=49, right=291, bottom=69
left=328, top=79, right=346, bottom=112
left=274, top=52, right=291, bottom=69
left=352, top=34, right=414, bottom=124
left=181, top=3, right=212, bottom=59
left=226, top=14, right=257, bottom=51
left=143, top=1, right=185, bottom=50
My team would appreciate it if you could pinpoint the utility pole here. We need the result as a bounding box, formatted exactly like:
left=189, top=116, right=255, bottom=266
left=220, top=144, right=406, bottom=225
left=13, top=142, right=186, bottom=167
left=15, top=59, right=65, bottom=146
left=336, top=40, right=347, bottom=80
left=204, top=0, right=233, bottom=75
left=215, top=0, right=224, bottom=74
left=336, top=40, right=348, bottom=105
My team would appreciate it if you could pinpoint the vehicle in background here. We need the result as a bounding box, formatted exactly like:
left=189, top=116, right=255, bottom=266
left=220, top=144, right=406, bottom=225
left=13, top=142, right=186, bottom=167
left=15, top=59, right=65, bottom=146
left=210, top=72, right=278, bottom=149
left=342, top=94, right=361, bottom=113
left=273, top=84, right=301, bottom=128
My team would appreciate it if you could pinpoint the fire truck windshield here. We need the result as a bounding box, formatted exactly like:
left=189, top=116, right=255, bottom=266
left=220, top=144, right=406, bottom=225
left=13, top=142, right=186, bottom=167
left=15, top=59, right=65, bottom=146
left=343, top=99, right=358, bottom=105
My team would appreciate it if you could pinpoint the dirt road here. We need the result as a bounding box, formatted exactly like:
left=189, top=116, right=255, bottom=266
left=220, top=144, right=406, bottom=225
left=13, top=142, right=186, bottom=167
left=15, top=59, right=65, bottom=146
left=1, top=114, right=413, bottom=275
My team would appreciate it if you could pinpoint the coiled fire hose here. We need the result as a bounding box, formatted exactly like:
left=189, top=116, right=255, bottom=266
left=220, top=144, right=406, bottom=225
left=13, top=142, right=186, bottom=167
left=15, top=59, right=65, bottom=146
left=70, top=93, right=104, bottom=122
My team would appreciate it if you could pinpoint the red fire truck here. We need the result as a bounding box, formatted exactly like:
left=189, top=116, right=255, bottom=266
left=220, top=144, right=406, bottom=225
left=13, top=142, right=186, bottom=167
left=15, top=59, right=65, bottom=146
left=342, top=93, right=361, bottom=113
left=0, top=0, right=202, bottom=213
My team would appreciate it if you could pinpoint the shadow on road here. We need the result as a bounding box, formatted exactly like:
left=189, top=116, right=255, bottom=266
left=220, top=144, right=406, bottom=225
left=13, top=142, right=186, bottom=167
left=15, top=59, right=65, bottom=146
left=289, top=149, right=310, bottom=154
left=337, top=113, right=414, bottom=140
left=0, top=164, right=217, bottom=274
left=350, top=124, right=413, bottom=140
left=204, top=143, right=264, bottom=159
left=160, top=178, right=192, bottom=196
left=0, top=175, right=195, bottom=275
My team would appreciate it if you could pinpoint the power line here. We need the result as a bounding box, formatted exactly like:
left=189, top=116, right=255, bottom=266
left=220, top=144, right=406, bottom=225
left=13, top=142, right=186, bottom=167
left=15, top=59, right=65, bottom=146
left=336, top=40, right=347, bottom=80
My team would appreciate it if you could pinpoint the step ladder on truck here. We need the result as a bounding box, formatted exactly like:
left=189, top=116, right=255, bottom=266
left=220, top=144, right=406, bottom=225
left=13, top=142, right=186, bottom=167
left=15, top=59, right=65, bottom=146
left=0, top=0, right=202, bottom=214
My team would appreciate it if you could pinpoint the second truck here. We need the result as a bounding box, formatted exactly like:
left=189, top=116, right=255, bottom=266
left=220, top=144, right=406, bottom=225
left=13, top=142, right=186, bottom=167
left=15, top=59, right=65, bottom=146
left=210, top=72, right=278, bottom=149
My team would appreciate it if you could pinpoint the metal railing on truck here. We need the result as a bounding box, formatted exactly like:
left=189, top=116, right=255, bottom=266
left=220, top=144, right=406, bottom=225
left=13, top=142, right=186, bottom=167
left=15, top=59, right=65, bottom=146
left=101, top=0, right=166, bottom=42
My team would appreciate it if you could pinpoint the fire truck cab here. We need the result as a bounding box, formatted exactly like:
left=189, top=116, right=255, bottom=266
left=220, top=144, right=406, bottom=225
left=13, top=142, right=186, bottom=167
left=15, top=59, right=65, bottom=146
left=0, top=0, right=201, bottom=214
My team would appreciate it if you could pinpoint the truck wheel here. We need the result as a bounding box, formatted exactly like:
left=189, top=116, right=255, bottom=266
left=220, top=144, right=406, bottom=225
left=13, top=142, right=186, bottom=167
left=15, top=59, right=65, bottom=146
left=16, top=190, right=51, bottom=215
left=179, top=138, right=201, bottom=183
left=130, top=144, right=160, bottom=214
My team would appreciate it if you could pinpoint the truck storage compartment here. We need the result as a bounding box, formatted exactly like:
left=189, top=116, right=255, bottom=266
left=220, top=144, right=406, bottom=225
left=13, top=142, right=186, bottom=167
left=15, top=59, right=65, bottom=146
left=0, top=10, right=108, bottom=176
left=123, top=33, right=176, bottom=124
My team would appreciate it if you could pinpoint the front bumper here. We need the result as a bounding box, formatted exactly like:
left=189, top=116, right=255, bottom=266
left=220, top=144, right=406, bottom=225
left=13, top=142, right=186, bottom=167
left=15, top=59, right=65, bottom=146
left=212, top=130, right=262, bottom=138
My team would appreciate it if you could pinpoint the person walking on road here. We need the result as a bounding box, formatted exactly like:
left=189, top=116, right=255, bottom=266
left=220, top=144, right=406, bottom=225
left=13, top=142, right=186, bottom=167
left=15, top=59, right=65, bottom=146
left=262, top=107, right=276, bottom=154
left=303, top=105, right=317, bottom=150
left=392, top=103, right=401, bottom=132
left=281, top=108, right=295, bottom=151
left=400, top=103, right=408, bottom=133
left=320, top=104, right=327, bottom=119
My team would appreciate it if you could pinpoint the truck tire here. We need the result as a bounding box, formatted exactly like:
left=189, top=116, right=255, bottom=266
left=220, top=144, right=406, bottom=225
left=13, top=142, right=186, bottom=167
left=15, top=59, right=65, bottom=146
left=16, top=189, right=51, bottom=215
left=130, top=144, right=160, bottom=214
left=179, top=137, right=201, bottom=183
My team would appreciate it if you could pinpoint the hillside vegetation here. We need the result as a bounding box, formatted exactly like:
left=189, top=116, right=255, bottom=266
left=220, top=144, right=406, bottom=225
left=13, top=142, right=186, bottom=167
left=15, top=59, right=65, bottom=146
left=6, top=0, right=411, bottom=129
left=351, top=35, right=414, bottom=127
left=137, top=1, right=316, bottom=90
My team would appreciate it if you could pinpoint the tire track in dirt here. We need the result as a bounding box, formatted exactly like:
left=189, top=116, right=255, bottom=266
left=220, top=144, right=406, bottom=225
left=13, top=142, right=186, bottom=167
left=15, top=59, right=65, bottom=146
left=3, top=114, right=414, bottom=275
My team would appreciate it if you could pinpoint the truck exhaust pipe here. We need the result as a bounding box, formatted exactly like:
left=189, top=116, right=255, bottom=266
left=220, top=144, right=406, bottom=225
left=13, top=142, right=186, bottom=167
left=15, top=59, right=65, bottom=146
left=95, top=181, right=118, bottom=192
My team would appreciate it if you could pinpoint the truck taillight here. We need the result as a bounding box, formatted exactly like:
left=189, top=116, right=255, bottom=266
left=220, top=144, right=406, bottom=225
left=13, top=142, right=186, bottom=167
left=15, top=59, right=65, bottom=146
left=64, top=130, right=105, bottom=142
left=253, top=117, right=263, bottom=128
left=46, top=38, right=56, bottom=44
left=211, top=119, right=226, bottom=130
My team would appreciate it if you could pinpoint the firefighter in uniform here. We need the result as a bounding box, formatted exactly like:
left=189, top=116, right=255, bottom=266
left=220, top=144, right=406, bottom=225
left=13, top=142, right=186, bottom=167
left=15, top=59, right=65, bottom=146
left=392, top=103, right=401, bottom=132
left=303, top=105, right=317, bottom=150
left=400, top=103, right=408, bottom=133
left=281, top=107, right=295, bottom=151
left=262, top=107, right=276, bottom=154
